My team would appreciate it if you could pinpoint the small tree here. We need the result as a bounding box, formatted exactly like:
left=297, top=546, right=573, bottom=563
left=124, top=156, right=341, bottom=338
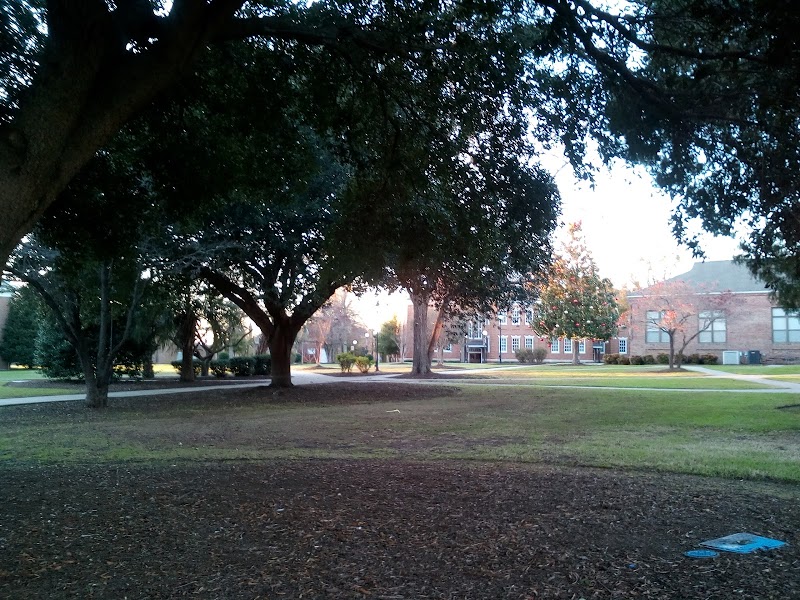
left=377, top=318, right=401, bottom=363
left=533, top=223, right=619, bottom=364
left=639, top=279, right=733, bottom=370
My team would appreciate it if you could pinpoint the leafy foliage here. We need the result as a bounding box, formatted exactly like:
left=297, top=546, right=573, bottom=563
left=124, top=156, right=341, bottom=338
left=0, top=285, right=42, bottom=368
left=533, top=223, right=619, bottom=357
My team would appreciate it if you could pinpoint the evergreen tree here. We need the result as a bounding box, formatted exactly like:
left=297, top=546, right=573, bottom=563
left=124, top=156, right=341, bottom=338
left=533, top=223, right=619, bottom=365
left=0, top=285, right=43, bottom=368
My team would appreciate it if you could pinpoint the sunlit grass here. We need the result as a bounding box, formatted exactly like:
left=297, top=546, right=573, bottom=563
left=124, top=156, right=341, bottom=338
left=2, top=384, right=798, bottom=483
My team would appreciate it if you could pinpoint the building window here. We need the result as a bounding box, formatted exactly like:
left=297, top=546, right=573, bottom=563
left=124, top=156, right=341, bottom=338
left=524, top=336, right=534, bottom=350
left=772, top=308, right=800, bottom=343
left=511, top=336, right=520, bottom=352
left=578, top=340, right=586, bottom=354
left=499, top=336, right=508, bottom=353
left=525, top=308, right=533, bottom=325
left=646, top=310, right=670, bottom=343
left=618, top=338, right=628, bottom=354
left=444, top=343, right=453, bottom=352
left=550, top=338, right=559, bottom=353
left=699, top=310, right=726, bottom=343
left=563, top=338, right=573, bottom=353
left=498, top=310, right=507, bottom=325
left=511, top=306, right=521, bottom=326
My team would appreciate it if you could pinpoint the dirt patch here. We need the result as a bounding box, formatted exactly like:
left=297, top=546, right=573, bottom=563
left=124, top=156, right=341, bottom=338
left=0, top=460, right=797, bottom=599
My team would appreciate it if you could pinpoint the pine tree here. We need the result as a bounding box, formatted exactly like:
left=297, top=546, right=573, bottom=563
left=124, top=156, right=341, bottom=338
left=0, top=286, right=43, bottom=368
left=533, top=223, right=619, bottom=364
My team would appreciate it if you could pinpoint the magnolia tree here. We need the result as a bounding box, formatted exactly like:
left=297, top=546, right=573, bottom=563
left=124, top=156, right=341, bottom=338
left=637, top=279, right=733, bottom=370
left=533, top=223, right=619, bottom=364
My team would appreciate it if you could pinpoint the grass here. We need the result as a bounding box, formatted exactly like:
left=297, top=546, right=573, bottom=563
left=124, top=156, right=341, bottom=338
left=1, top=380, right=798, bottom=483
left=0, top=368, right=77, bottom=399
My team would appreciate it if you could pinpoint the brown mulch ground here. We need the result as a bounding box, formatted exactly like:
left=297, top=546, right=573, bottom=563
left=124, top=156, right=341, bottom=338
left=1, top=381, right=798, bottom=599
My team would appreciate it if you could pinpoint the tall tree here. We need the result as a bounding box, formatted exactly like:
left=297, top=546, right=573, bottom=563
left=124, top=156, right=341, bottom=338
left=533, top=223, right=619, bottom=365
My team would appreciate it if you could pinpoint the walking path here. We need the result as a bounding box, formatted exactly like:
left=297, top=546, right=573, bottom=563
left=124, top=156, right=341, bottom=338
left=1, top=364, right=799, bottom=407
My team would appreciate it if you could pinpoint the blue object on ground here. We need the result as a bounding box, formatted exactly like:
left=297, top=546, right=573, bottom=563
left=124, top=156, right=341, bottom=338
left=700, top=533, right=787, bottom=554
left=684, top=549, right=719, bottom=558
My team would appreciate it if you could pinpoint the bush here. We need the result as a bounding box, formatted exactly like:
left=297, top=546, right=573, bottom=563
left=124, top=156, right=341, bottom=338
left=603, top=353, right=619, bottom=365
left=701, top=353, right=719, bottom=365
left=294, top=352, right=302, bottom=364
left=209, top=359, right=228, bottom=378
left=218, top=351, right=230, bottom=361
left=355, top=356, right=373, bottom=373
left=618, top=356, right=631, bottom=365
left=254, top=354, right=271, bottom=376
left=170, top=359, right=201, bottom=376
left=656, top=353, right=670, bottom=364
left=643, top=354, right=656, bottom=365
left=629, top=355, right=644, bottom=365
left=686, top=353, right=701, bottom=364
left=533, top=347, right=548, bottom=364
left=515, top=349, right=535, bottom=363
left=229, top=356, right=255, bottom=376
left=336, top=352, right=356, bottom=373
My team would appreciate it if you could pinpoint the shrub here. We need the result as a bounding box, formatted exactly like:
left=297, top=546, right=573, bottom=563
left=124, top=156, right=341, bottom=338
left=686, top=353, right=701, bottom=365
left=701, top=353, right=719, bottom=365
left=218, top=351, right=230, bottom=361
left=629, top=355, right=644, bottom=365
left=209, top=359, right=228, bottom=378
left=355, top=356, right=373, bottom=373
left=643, top=354, right=656, bottom=365
left=515, top=349, right=535, bottom=363
left=170, top=359, right=201, bottom=376
left=336, top=352, right=356, bottom=373
left=253, top=354, right=271, bottom=376
left=293, top=352, right=302, bottom=364
left=618, top=356, right=631, bottom=365
left=656, top=353, right=670, bottom=364
left=603, top=353, right=619, bottom=365
left=533, top=347, right=548, bottom=364
left=229, top=356, right=255, bottom=376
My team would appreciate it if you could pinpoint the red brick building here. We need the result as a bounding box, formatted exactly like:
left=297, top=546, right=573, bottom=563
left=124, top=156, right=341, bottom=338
left=405, top=302, right=615, bottom=364
left=626, top=260, right=799, bottom=364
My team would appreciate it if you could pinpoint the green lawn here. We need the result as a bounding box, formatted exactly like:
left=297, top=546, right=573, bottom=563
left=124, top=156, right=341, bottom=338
left=1, top=383, right=798, bottom=483
left=0, top=368, right=77, bottom=398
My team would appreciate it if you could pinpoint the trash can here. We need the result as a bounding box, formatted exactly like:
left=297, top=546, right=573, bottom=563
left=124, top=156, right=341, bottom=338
left=747, top=350, right=762, bottom=365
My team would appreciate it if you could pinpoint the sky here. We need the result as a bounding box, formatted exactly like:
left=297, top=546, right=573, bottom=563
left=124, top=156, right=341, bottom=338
left=551, top=158, right=743, bottom=289
left=351, top=157, right=745, bottom=327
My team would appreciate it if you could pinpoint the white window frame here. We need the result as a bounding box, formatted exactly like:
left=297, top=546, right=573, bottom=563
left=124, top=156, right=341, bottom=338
left=550, top=338, right=560, bottom=353
left=444, top=343, right=453, bottom=352
left=578, top=340, right=586, bottom=354
left=499, top=335, right=508, bottom=353
left=618, top=338, right=628, bottom=354
left=699, top=310, right=727, bottom=343
left=772, top=308, right=800, bottom=343
left=524, top=336, right=534, bottom=350
left=511, top=306, right=521, bottom=326
left=563, top=338, right=573, bottom=353
left=646, top=310, right=670, bottom=343
left=497, top=310, right=507, bottom=325
left=511, top=336, right=520, bottom=352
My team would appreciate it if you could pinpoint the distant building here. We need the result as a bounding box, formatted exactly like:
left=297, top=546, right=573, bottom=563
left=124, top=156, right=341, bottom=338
left=404, top=302, right=617, bottom=364
left=626, top=260, right=799, bottom=364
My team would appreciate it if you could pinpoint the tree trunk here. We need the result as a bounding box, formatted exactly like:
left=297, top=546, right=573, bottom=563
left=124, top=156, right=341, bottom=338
left=269, top=319, right=302, bottom=388
left=410, top=291, right=432, bottom=376
left=427, top=307, right=447, bottom=368
left=668, top=333, right=676, bottom=370
left=176, top=308, right=196, bottom=382
left=82, top=362, right=109, bottom=408
left=143, top=358, right=155, bottom=379
left=572, top=340, right=580, bottom=365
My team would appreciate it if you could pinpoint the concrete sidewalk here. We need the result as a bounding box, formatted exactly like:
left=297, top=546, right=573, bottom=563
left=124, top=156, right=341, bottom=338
left=682, top=365, right=800, bottom=392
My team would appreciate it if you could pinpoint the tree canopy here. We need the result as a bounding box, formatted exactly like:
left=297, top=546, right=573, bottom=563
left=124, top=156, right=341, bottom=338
left=4, top=0, right=797, bottom=287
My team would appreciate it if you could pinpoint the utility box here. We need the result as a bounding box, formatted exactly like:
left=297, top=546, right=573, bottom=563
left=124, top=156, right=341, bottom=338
left=722, top=351, right=740, bottom=365
left=747, top=350, right=762, bottom=365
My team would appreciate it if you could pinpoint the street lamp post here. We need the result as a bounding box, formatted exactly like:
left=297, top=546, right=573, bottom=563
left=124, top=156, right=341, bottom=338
left=352, top=339, right=357, bottom=352
left=482, top=329, right=488, bottom=363
left=498, top=322, right=503, bottom=363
